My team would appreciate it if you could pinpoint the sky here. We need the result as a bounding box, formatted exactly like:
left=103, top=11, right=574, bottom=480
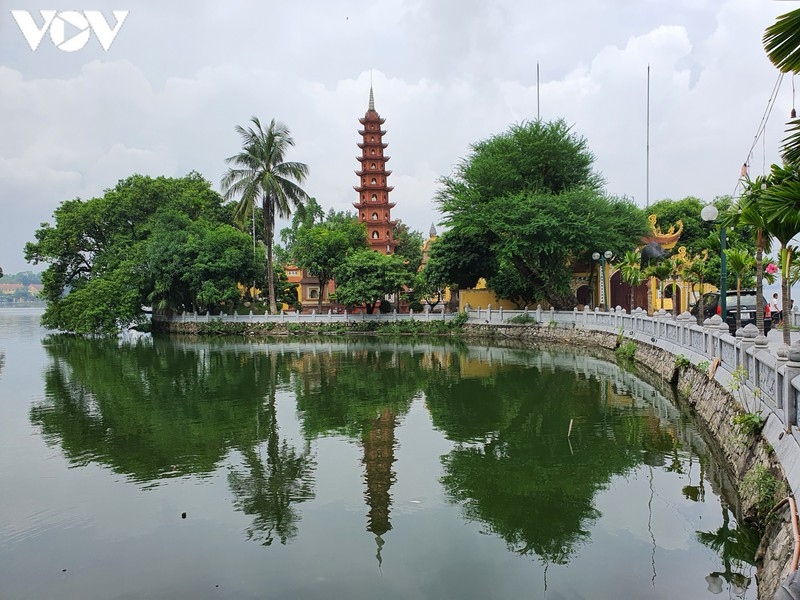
left=0, top=0, right=796, bottom=275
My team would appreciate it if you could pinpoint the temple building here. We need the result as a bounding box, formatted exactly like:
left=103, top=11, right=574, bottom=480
left=354, top=87, right=397, bottom=254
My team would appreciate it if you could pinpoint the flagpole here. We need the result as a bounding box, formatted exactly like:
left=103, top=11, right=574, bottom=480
left=646, top=64, right=650, bottom=208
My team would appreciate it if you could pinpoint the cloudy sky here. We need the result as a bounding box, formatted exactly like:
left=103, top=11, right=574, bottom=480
left=0, top=0, right=794, bottom=274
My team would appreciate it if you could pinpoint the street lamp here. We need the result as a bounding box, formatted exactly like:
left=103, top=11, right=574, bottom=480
left=701, top=205, right=727, bottom=323
left=592, top=250, right=613, bottom=310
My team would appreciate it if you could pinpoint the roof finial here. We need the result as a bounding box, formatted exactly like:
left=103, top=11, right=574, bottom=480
left=429, top=223, right=437, bottom=238
left=369, top=75, right=375, bottom=112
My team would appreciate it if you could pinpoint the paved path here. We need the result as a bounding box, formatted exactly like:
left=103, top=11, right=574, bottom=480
left=766, top=327, right=800, bottom=352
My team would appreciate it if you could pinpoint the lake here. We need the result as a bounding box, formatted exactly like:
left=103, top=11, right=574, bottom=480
left=0, top=308, right=757, bottom=599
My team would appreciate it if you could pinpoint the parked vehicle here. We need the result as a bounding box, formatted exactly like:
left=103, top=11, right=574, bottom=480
left=689, top=290, right=771, bottom=334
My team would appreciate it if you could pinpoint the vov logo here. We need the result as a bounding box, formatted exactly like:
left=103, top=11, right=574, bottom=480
left=11, top=10, right=128, bottom=52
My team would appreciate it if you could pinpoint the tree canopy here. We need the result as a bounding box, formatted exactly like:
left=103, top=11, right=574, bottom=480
left=333, top=249, right=411, bottom=313
left=25, top=173, right=256, bottom=334
left=291, top=215, right=367, bottom=309
left=434, top=119, right=649, bottom=308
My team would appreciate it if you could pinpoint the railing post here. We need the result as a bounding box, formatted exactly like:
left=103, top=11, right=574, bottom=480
left=738, top=324, right=758, bottom=374
left=782, top=342, right=800, bottom=430
left=702, top=317, right=712, bottom=358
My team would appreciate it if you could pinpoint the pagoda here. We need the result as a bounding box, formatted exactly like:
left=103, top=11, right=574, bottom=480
left=353, top=86, right=397, bottom=254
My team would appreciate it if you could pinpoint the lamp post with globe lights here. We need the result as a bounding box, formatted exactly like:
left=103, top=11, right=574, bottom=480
left=701, top=204, right=727, bottom=323
left=592, top=250, right=613, bottom=311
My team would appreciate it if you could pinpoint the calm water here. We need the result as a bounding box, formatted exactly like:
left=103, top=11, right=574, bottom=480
left=0, top=308, right=758, bottom=600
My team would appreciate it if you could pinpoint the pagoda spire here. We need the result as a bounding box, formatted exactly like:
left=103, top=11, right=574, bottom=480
left=369, top=85, right=375, bottom=112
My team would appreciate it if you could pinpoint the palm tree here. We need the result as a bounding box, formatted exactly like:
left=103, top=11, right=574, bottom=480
left=619, top=250, right=645, bottom=313
left=764, top=10, right=800, bottom=163
left=667, top=257, right=682, bottom=317
left=723, top=176, right=773, bottom=335
left=683, top=252, right=709, bottom=325
left=644, top=259, right=673, bottom=313
left=222, top=117, right=310, bottom=314
left=725, top=248, right=756, bottom=332
left=761, top=162, right=800, bottom=345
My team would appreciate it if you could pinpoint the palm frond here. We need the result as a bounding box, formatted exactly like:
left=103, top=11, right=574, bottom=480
left=764, top=8, right=800, bottom=73
left=781, top=118, right=800, bottom=164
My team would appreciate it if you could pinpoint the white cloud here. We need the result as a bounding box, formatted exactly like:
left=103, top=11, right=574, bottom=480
left=0, top=0, right=792, bottom=273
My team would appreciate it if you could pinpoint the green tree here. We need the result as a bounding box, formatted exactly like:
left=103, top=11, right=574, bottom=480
left=761, top=162, right=800, bottom=344
left=291, top=217, right=367, bottom=310
left=683, top=253, right=710, bottom=324
left=24, top=173, right=236, bottom=334
left=421, top=229, right=497, bottom=291
left=277, top=197, right=326, bottom=263
left=333, top=250, right=411, bottom=314
left=725, top=248, right=756, bottom=331
left=487, top=259, right=538, bottom=308
left=437, top=119, right=649, bottom=309
left=645, top=260, right=673, bottom=313
left=392, top=221, right=424, bottom=275
left=146, top=212, right=259, bottom=314
left=618, top=250, right=645, bottom=313
left=221, top=117, right=310, bottom=314
left=764, top=9, right=800, bottom=163
left=723, top=176, right=774, bottom=334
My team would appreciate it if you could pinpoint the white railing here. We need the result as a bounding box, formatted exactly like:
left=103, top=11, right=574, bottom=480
left=153, top=307, right=453, bottom=325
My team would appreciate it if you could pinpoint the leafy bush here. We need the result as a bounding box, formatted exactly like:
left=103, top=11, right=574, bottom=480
left=697, top=360, right=710, bottom=374
left=740, top=465, right=788, bottom=526
left=507, top=313, right=537, bottom=324
left=732, top=411, right=765, bottom=437
left=615, top=340, right=636, bottom=360
left=674, top=354, right=690, bottom=369
left=449, top=312, right=470, bottom=328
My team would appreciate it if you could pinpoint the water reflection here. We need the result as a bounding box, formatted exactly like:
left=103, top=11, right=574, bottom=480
left=698, top=504, right=759, bottom=596
left=29, top=335, right=757, bottom=588
left=291, top=344, right=425, bottom=563
left=32, top=335, right=315, bottom=545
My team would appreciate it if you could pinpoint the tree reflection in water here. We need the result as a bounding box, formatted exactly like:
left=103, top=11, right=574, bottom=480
left=697, top=504, right=758, bottom=596
left=31, top=335, right=316, bottom=545
left=227, top=353, right=316, bottom=546
left=29, top=334, right=756, bottom=584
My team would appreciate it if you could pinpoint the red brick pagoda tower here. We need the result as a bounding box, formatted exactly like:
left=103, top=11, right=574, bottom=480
left=354, top=86, right=397, bottom=254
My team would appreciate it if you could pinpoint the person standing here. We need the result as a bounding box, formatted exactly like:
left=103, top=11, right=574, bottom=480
left=770, top=292, right=782, bottom=328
